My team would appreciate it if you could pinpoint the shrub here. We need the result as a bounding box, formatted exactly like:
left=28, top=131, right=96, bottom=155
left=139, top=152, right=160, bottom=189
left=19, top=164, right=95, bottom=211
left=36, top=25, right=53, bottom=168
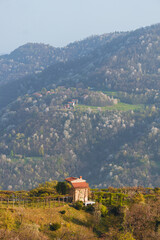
left=93, top=225, right=106, bottom=238
left=59, top=210, right=66, bottom=214
left=101, top=205, right=108, bottom=217
left=74, top=201, right=83, bottom=210
left=133, top=193, right=145, bottom=203
left=49, top=222, right=61, bottom=231
left=118, top=232, right=135, bottom=240
left=85, top=204, right=95, bottom=213
left=109, top=206, right=121, bottom=216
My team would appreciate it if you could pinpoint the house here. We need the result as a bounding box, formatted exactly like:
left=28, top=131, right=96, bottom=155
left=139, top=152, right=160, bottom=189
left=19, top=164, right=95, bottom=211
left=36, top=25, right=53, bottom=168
left=68, top=101, right=75, bottom=107
left=65, top=176, right=89, bottom=202
left=33, top=92, right=42, bottom=97
left=72, top=99, right=78, bottom=105
left=64, top=99, right=78, bottom=109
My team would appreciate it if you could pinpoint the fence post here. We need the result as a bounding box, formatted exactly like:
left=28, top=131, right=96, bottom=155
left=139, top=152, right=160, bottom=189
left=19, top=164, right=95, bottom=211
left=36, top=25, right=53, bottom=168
left=109, top=193, right=113, bottom=205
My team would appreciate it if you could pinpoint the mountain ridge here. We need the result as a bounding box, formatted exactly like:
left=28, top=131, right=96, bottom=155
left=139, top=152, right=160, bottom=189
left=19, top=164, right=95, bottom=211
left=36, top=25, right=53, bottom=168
left=0, top=31, right=123, bottom=86
left=1, top=24, right=160, bottom=110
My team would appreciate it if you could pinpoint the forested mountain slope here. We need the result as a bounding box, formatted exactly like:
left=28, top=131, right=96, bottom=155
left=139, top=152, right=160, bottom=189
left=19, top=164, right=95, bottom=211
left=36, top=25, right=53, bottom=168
left=0, top=87, right=160, bottom=190
left=0, top=32, right=121, bottom=86
left=1, top=24, right=160, bottom=110
left=0, top=24, right=160, bottom=190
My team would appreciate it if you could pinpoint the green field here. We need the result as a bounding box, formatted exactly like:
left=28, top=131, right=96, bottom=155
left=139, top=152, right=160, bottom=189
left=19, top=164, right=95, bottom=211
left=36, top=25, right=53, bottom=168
left=75, top=102, right=144, bottom=112
left=102, top=90, right=119, bottom=97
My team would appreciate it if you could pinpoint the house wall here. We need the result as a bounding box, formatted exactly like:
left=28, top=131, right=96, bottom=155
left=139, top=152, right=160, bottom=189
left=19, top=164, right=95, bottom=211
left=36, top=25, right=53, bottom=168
left=74, top=188, right=88, bottom=202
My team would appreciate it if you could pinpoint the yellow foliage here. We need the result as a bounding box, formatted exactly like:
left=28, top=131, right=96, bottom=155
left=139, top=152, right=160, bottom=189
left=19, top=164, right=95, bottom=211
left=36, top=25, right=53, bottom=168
left=133, top=193, right=145, bottom=203
left=4, top=211, right=16, bottom=230
left=118, top=232, right=135, bottom=240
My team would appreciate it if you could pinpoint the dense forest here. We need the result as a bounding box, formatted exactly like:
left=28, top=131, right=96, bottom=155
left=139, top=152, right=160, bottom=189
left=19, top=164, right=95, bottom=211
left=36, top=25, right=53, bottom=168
left=0, top=87, right=160, bottom=190
left=1, top=24, right=160, bottom=109
left=0, top=32, right=122, bottom=86
left=0, top=24, right=160, bottom=190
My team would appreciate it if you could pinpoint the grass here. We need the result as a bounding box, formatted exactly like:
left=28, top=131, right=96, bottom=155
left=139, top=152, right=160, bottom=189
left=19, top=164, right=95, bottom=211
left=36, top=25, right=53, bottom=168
left=103, top=91, right=119, bottom=97
left=0, top=204, right=97, bottom=240
left=75, top=102, right=144, bottom=112
left=0, top=188, right=158, bottom=239
left=0, top=200, right=66, bottom=209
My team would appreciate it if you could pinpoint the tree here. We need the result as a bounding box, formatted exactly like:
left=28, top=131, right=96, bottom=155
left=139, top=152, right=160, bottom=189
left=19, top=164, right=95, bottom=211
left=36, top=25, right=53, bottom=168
left=56, top=182, right=71, bottom=195
left=39, top=145, right=44, bottom=156
left=10, top=150, right=14, bottom=157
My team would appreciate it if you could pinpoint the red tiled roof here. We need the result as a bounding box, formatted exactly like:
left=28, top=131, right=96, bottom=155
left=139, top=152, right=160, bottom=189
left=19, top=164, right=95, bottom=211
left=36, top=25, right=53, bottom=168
left=71, top=182, right=89, bottom=189
left=65, top=177, right=78, bottom=182
left=33, top=93, right=42, bottom=97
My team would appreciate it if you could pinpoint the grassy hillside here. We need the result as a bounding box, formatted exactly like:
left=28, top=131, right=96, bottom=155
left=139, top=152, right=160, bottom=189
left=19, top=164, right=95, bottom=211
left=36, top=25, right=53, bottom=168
left=0, top=185, right=159, bottom=240
left=76, top=102, right=144, bottom=112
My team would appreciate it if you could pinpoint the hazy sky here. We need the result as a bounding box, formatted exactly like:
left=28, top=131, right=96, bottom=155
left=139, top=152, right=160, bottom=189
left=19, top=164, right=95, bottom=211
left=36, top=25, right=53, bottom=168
left=0, top=0, right=160, bottom=53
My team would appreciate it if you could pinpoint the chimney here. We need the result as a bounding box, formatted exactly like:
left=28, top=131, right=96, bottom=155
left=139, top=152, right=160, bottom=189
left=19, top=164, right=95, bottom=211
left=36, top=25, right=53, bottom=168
left=79, top=176, right=82, bottom=179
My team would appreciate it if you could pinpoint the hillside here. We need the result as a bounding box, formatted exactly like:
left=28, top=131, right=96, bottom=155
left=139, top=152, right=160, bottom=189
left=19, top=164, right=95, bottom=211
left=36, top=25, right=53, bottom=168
left=1, top=24, right=160, bottom=110
left=0, top=184, right=159, bottom=240
left=0, top=32, right=121, bottom=86
left=0, top=87, right=160, bottom=190
left=0, top=24, right=160, bottom=190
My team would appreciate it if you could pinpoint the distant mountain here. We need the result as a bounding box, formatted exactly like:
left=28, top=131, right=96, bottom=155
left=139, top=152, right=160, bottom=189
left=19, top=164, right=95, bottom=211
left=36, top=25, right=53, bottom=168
left=39, top=23, right=160, bottom=92
left=0, top=32, right=122, bottom=86
left=1, top=24, right=160, bottom=110
left=0, top=24, right=160, bottom=190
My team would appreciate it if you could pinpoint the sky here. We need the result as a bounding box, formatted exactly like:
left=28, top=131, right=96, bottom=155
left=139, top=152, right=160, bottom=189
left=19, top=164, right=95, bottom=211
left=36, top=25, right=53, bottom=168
left=0, top=0, right=160, bottom=53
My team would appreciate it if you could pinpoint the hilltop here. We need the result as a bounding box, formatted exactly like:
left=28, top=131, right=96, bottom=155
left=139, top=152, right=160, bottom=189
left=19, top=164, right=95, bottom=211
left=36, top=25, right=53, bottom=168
left=0, top=32, right=122, bottom=86
left=1, top=24, right=160, bottom=109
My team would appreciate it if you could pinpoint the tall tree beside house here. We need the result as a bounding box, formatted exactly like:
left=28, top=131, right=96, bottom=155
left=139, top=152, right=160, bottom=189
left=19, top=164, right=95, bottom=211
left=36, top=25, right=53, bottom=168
left=56, top=182, right=71, bottom=195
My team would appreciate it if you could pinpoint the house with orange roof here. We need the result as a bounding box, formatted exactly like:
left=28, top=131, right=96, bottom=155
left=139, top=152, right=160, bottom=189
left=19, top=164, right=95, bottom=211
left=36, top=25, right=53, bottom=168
left=65, top=176, right=89, bottom=202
